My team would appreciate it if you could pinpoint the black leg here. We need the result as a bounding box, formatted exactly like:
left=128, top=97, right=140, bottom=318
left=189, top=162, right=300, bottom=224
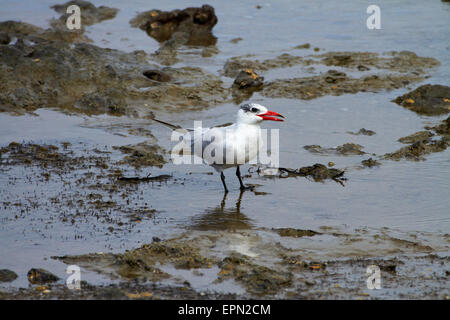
left=236, top=189, right=244, bottom=213
left=220, top=192, right=227, bottom=210
left=220, top=171, right=228, bottom=193
left=236, top=166, right=251, bottom=190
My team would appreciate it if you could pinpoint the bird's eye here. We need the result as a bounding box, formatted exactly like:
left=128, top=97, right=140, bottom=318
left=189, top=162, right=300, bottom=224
left=251, top=107, right=258, bottom=113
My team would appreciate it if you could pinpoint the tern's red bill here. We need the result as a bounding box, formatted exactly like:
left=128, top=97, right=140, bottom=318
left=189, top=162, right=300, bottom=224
left=257, top=110, right=285, bottom=121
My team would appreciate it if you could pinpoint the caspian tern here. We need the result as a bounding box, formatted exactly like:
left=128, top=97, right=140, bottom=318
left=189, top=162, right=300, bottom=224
left=152, top=103, right=284, bottom=192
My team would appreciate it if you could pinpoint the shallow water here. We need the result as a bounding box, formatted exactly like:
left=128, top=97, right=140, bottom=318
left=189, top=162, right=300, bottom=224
left=0, top=0, right=449, bottom=293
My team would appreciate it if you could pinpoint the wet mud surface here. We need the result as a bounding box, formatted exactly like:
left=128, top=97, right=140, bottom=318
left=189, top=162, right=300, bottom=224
left=2, top=226, right=449, bottom=299
left=1, top=1, right=449, bottom=300
left=1, top=134, right=448, bottom=299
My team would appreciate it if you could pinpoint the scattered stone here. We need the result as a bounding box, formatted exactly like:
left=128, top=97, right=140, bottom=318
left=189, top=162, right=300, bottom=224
left=0, top=32, right=10, bottom=44
left=304, top=143, right=365, bottom=155
left=398, top=131, right=434, bottom=144
left=316, top=51, right=439, bottom=73
left=357, top=65, right=370, bottom=71
left=274, top=228, right=321, bottom=238
left=117, top=174, right=172, bottom=183
left=384, top=139, right=447, bottom=161
left=222, top=51, right=439, bottom=101
left=0, top=19, right=90, bottom=44
left=216, top=253, right=292, bottom=295
left=294, top=43, right=310, bottom=49
left=55, top=239, right=215, bottom=281
left=361, top=158, right=381, bottom=167
left=262, top=73, right=425, bottom=101
left=0, top=269, right=18, bottom=283
left=128, top=127, right=156, bottom=138
left=27, top=268, right=59, bottom=284
left=324, top=69, right=347, bottom=83
left=427, top=116, right=450, bottom=137
left=224, top=53, right=308, bottom=78
left=336, top=143, right=365, bottom=155
left=0, top=142, right=65, bottom=167
left=233, top=69, right=264, bottom=89
left=380, top=264, right=397, bottom=274
left=230, top=37, right=242, bottom=44
left=303, top=145, right=324, bottom=153
left=75, top=90, right=127, bottom=116
left=347, top=128, right=376, bottom=136
left=201, top=46, right=219, bottom=57
left=279, top=163, right=345, bottom=183
left=114, top=142, right=166, bottom=168
left=51, top=0, right=119, bottom=26
left=142, top=69, right=171, bottom=82
left=0, top=22, right=230, bottom=115
left=393, top=84, right=450, bottom=116
left=130, top=5, right=218, bottom=46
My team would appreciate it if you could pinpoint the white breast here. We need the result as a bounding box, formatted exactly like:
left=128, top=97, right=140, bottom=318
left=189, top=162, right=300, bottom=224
left=190, top=123, right=263, bottom=170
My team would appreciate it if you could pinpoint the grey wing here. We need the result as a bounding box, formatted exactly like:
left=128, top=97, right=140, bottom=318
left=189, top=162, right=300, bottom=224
left=190, top=127, right=228, bottom=164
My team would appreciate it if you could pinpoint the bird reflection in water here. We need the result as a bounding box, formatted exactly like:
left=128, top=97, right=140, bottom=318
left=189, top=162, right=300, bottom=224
left=190, top=191, right=254, bottom=231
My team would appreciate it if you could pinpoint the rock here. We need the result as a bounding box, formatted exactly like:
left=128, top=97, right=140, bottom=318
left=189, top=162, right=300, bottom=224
left=316, top=51, right=439, bottom=73
left=294, top=43, right=310, bottom=49
left=55, top=238, right=215, bottom=281
left=279, top=164, right=345, bottom=182
left=27, top=268, right=59, bottom=284
left=75, top=90, right=127, bottom=116
left=0, top=32, right=10, bottom=44
left=297, top=164, right=344, bottom=180
left=217, top=253, right=292, bottom=295
left=51, top=0, right=119, bottom=26
left=143, top=69, right=171, bottom=82
left=347, top=128, right=376, bottom=136
left=130, top=5, right=218, bottom=46
left=0, top=22, right=230, bottom=115
left=357, top=65, right=370, bottom=71
left=0, top=269, right=18, bottom=282
left=114, top=142, right=166, bottom=168
left=230, top=37, right=242, bottom=44
left=262, top=72, right=425, bottom=101
left=255, top=51, right=439, bottom=101
left=0, top=13, right=92, bottom=44
left=0, top=20, right=42, bottom=38
left=335, top=143, right=365, bottom=155
left=304, top=143, right=365, bottom=155
left=230, top=68, right=264, bottom=103
left=201, top=46, right=219, bottom=57
left=303, top=145, right=324, bottom=153
left=427, top=116, right=450, bottom=137
left=398, top=131, right=434, bottom=144
left=324, top=70, right=347, bottom=83
left=274, top=228, right=321, bottom=237
left=46, top=19, right=91, bottom=43
left=224, top=53, right=308, bottom=78
left=233, top=69, right=264, bottom=89
left=393, top=84, right=450, bottom=116
left=361, top=158, right=381, bottom=167
left=0, top=142, right=66, bottom=166
left=384, top=140, right=447, bottom=161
